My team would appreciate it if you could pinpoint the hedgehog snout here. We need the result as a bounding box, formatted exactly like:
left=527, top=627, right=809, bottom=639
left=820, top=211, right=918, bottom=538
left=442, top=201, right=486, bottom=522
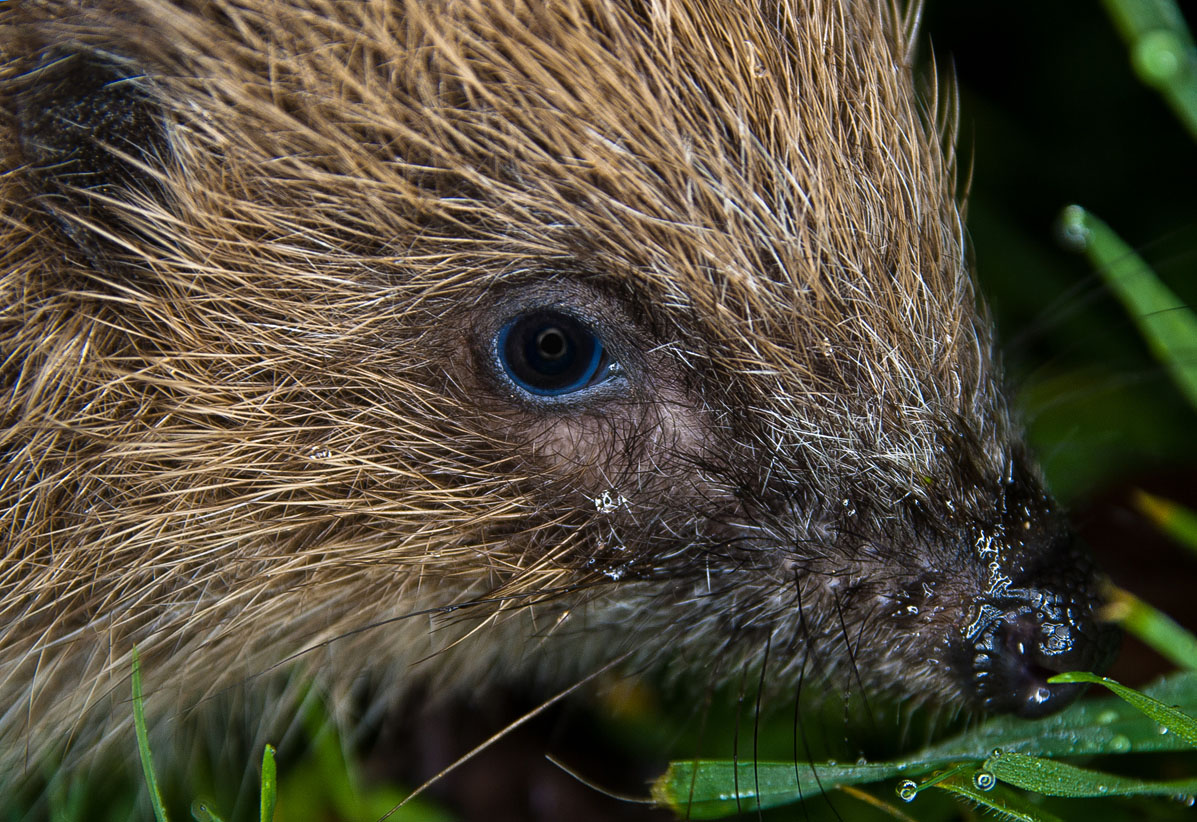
left=962, top=586, right=1119, bottom=718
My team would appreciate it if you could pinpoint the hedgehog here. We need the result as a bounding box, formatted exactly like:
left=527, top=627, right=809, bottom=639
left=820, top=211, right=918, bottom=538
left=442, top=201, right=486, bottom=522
left=0, top=0, right=1115, bottom=786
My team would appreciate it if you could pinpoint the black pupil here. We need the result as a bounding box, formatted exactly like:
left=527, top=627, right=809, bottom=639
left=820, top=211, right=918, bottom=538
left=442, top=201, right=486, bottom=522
left=536, top=328, right=567, bottom=361
left=500, top=312, right=604, bottom=395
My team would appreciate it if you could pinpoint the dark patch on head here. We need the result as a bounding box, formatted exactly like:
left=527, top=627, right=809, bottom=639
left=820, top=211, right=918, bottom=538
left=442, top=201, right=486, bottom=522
left=14, top=50, right=164, bottom=191
left=9, top=49, right=169, bottom=261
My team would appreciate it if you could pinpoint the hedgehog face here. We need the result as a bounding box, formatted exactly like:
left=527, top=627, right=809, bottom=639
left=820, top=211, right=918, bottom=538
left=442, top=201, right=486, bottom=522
left=1, top=0, right=1114, bottom=770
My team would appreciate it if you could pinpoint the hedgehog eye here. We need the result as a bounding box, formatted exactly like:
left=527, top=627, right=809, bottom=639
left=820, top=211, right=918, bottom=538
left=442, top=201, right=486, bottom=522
left=496, top=311, right=613, bottom=396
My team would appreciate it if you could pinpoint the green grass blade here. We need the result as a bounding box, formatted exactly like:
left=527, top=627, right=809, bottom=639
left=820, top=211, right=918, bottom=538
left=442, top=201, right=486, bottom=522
left=1102, top=0, right=1197, bottom=140
left=913, top=671, right=1197, bottom=760
left=652, top=760, right=908, bottom=818
left=1136, top=490, right=1197, bottom=553
left=132, top=647, right=170, bottom=822
left=260, top=745, right=277, bottom=822
left=930, top=771, right=1064, bottom=822
left=653, top=673, right=1197, bottom=817
left=1050, top=672, right=1197, bottom=747
left=189, top=801, right=225, bottom=822
left=1059, top=205, right=1197, bottom=410
left=983, top=749, right=1197, bottom=798
left=1105, top=585, right=1197, bottom=671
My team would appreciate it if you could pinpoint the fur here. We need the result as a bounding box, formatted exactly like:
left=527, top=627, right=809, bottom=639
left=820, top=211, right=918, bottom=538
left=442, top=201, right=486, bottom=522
left=1, top=0, right=1107, bottom=777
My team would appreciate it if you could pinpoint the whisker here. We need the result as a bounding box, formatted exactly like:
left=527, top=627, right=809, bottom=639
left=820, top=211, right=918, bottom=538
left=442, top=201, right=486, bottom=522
left=731, top=658, right=752, bottom=818
left=379, top=649, right=635, bottom=820
left=752, top=631, right=772, bottom=821
left=833, top=590, right=880, bottom=738
left=792, top=569, right=844, bottom=822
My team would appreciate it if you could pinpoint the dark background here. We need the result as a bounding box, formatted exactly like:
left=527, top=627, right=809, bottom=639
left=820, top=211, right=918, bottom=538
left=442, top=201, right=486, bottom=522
left=924, top=2, right=1197, bottom=497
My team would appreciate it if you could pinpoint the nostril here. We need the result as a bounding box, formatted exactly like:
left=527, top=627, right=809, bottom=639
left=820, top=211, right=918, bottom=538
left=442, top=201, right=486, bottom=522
left=993, top=614, right=1082, bottom=718
left=967, top=597, right=1119, bottom=718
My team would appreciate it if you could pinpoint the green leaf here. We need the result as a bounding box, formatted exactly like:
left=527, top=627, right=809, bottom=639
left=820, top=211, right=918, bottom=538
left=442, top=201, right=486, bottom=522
left=132, top=647, right=171, bottom=822
left=652, top=760, right=911, bottom=819
left=1049, top=672, right=1197, bottom=747
left=930, top=770, right=1064, bottom=822
left=1059, top=205, right=1197, bottom=410
left=652, top=673, right=1197, bottom=817
left=911, top=671, right=1197, bottom=761
left=983, top=750, right=1197, bottom=798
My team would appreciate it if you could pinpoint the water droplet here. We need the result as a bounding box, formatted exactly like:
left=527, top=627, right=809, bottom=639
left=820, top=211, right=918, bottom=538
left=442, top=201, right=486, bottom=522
left=1097, top=784, right=1109, bottom=794
left=1108, top=734, right=1131, bottom=753
left=990, top=748, right=1003, bottom=759
left=1096, top=709, right=1118, bottom=725
left=1159, top=725, right=1170, bottom=735
left=1172, top=793, right=1196, bottom=807
left=856, top=756, right=868, bottom=765
left=973, top=770, right=996, bottom=791
left=1134, top=31, right=1184, bottom=82
left=896, top=779, right=918, bottom=803
left=1058, top=205, right=1091, bottom=250
left=593, top=490, right=627, bottom=513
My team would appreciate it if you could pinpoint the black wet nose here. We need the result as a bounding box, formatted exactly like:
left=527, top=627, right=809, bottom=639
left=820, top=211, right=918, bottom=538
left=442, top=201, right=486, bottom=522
left=967, top=594, right=1119, bottom=718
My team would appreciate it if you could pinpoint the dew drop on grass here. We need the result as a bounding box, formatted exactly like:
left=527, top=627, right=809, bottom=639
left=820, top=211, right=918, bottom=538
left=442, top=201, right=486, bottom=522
left=1096, top=709, right=1118, bottom=725
left=1109, top=734, right=1131, bottom=753
left=896, top=780, right=918, bottom=803
left=1058, top=205, right=1091, bottom=250
left=973, top=771, right=996, bottom=792
left=1134, top=31, right=1184, bottom=82
left=1172, top=793, right=1196, bottom=807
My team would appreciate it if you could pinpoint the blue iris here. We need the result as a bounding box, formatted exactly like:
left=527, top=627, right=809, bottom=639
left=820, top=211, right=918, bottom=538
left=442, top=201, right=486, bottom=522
left=497, top=311, right=606, bottom=396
